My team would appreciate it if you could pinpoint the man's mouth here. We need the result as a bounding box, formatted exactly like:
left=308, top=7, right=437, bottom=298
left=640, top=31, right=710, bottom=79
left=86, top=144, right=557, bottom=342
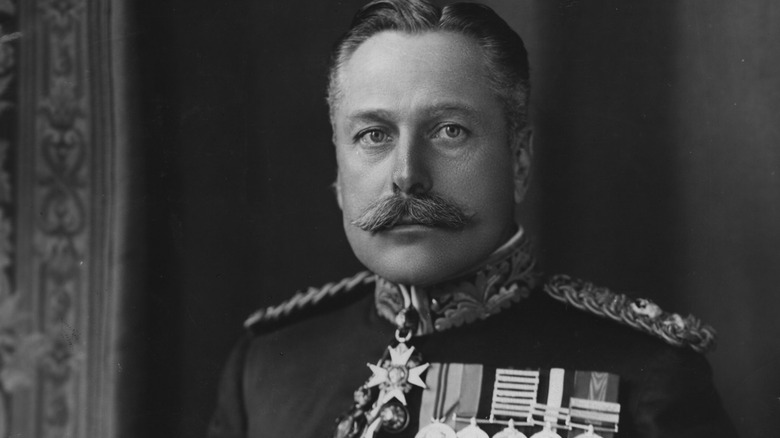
left=393, top=216, right=425, bottom=227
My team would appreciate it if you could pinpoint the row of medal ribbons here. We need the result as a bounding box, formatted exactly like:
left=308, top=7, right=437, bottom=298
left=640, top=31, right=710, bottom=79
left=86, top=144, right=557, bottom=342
left=415, top=366, right=621, bottom=438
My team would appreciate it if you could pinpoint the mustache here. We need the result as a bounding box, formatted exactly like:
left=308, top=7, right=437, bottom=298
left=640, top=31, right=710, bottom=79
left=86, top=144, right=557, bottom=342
left=351, top=192, right=470, bottom=232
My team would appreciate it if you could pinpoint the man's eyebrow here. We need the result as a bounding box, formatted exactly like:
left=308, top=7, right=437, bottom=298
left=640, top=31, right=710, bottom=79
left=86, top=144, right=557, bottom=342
left=346, top=103, right=481, bottom=124
left=422, top=102, right=480, bottom=118
left=345, top=109, right=396, bottom=124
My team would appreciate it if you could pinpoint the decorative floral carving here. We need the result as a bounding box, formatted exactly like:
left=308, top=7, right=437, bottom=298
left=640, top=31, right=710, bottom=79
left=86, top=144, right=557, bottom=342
left=0, top=291, right=51, bottom=438
left=0, top=0, right=15, bottom=314
left=38, top=0, right=84, bottom=27
left=0, top=4, right=19, bottom=433
left=19, top=0, right=90, bottom=436
left=0, top=296, right=50, bottom=392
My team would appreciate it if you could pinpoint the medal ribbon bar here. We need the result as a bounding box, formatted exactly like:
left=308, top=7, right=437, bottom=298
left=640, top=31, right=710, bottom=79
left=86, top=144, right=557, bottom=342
left=419, top=365, right=621, bottom=438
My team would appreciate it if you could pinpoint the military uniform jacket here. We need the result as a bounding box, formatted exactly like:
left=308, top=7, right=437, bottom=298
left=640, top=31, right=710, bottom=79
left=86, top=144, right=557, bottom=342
left=208, top=236, right=737, bottom=438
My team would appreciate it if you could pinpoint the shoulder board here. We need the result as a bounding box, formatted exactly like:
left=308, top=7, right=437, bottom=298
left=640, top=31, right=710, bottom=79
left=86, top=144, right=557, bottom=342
left=544, top=274, right=717, bottom=353
left=243, top=271, right=376, bottom=335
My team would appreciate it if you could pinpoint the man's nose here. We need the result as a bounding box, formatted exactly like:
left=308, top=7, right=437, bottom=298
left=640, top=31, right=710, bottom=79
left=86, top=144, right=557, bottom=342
left=391, top=134, right=432, bottom=196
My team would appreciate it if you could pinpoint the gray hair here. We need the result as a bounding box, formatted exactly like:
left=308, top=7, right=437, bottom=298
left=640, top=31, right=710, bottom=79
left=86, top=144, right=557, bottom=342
left=327, top=0, right=530, bottom=140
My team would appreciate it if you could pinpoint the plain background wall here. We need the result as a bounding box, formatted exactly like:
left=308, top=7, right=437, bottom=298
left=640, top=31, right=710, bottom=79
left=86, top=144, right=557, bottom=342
left=672, top=2, right=780, bottom=434
left=129, top=1, right=779, bottom=437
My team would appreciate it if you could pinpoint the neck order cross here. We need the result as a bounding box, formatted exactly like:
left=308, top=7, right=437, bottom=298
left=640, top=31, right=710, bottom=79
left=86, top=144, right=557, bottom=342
left=334, top=302, right=430, bottom=438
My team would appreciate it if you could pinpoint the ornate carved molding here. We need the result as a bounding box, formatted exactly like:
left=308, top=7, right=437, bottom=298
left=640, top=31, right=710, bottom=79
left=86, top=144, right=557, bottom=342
left=15, top=0, right=122, bottom=436
left=0, top=0, right=16, bottom=300
left=0, top=1, right=17, bottom=435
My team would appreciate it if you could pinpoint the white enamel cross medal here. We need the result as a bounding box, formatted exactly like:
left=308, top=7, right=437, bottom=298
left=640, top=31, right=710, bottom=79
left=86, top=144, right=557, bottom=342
left=359, top=305, right=430, bottom=438
left=366, top=340, right=430, bottom=406
left=336, top=302, right=430, bottom=438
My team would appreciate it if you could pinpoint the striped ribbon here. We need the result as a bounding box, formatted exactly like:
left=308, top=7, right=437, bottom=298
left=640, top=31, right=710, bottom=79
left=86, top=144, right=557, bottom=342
left=419, top=364, right=620, bottom=438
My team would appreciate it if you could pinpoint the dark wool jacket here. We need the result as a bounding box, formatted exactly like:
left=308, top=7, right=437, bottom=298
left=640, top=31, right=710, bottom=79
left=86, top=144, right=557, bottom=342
left=207, top=275, right=737, bottom=438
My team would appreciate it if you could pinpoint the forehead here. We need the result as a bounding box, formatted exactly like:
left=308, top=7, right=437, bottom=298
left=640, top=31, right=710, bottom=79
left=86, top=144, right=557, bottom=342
left=336, top=31, right=496, bottom=119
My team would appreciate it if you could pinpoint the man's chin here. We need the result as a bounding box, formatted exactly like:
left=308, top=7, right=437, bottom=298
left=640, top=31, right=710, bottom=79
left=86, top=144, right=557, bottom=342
left=356, top=245, right=471, bottom=287
left=346, top=224, right=492, bottom=286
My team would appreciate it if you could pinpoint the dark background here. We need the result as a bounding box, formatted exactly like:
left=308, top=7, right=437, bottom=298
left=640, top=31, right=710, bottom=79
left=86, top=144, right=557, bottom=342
left=129, top=1, right=780, bottom=437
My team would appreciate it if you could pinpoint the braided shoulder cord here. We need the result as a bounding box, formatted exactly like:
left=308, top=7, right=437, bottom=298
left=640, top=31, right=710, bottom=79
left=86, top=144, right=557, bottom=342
left=544, top=274, right=717, bottom=353
left=244, top=271, right=377, bottom=330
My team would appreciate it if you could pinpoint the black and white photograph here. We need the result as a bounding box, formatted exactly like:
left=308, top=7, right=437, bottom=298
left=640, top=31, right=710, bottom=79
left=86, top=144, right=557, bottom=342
left=0, top=0, right=778, bottom=437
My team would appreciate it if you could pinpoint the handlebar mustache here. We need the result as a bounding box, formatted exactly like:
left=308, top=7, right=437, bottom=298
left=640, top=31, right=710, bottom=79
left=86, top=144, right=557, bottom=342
left=351, top=193, right=470, bottom=232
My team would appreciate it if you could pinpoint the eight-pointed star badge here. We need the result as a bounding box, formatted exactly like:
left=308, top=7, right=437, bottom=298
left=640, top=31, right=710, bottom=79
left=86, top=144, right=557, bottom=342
left=366, top=342, right=430, bottom=405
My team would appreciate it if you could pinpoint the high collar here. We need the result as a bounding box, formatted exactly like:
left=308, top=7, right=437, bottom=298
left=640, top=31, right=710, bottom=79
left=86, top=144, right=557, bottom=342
left=374, top=227, right=538, bottom=335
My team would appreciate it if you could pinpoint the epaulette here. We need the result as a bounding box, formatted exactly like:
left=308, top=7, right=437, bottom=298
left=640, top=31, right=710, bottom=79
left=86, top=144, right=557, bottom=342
left=243, top=271, right=376, bottom=335
left=544, top=274, right=717, bottom=353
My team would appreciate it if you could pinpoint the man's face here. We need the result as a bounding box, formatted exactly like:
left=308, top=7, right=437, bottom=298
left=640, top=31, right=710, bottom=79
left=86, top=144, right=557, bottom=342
left=333, top=31, right=517, bottom=286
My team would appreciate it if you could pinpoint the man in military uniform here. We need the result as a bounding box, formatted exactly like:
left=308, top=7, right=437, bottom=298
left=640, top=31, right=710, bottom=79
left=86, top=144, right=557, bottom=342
left=208, top=1, right=737, bottom=437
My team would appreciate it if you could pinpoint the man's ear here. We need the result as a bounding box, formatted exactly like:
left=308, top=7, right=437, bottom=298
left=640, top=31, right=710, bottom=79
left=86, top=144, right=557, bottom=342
left=332, top=128, right=344, bottom=210
left=334, top=170, right=344, bottom=210
left=512, top=128, right=533, bottom=204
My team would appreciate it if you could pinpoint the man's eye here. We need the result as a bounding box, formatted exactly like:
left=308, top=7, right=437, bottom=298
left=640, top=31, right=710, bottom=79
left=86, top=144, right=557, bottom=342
left=358, top=129, right=389, bottom=145
left=434, top=124, right=465, bottom=139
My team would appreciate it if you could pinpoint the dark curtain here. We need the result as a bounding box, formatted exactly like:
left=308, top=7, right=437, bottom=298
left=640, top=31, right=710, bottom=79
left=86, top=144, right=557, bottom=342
left=129, top=1, right=779, bottom=437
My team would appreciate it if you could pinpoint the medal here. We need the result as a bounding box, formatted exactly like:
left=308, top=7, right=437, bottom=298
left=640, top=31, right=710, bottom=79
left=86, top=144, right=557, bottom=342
left=528, top=423, right=562, bottom=438
left=571, top=425, right=603, bottom=438
left=366, top=337, right=430, bottom=405
left=492, top=419, right=528, bottom=438
left=456, top=418, right=489, bottom=438
left=378, top=402, right=411, bottom=433
left=334, top=303, right=430, bottom=438
left=364, top=323, right=429, bottom=436
left=416, top=419, right=457, bottom=438
left=333, top=386, right=376, bottom=438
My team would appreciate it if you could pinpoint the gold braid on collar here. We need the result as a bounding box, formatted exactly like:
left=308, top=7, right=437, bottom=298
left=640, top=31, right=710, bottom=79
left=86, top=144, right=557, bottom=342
left=374, top=230, right=538, bottom=335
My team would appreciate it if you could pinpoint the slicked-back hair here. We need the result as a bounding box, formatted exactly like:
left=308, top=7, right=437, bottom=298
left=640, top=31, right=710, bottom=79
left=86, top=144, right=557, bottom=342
left=327, top=0, right=530, bottom=140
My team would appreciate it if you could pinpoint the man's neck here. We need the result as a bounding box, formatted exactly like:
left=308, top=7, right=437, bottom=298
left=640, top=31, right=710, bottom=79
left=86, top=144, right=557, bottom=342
left=373, top=227, right=538, bottom=335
